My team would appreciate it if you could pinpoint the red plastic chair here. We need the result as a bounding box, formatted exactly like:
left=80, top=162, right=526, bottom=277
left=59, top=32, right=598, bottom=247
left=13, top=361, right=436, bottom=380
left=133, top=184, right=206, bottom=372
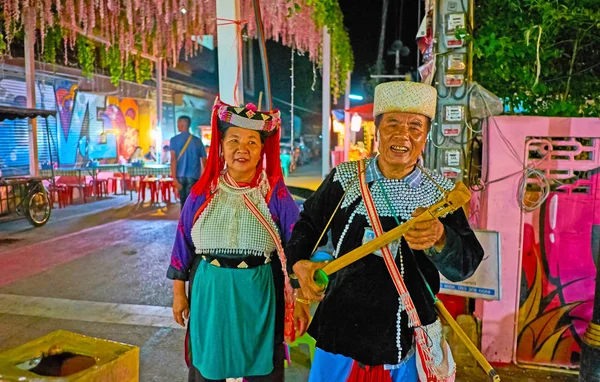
left=159, top=178, right=174, bottom=203
left=138, top=177, right=159, bottom=204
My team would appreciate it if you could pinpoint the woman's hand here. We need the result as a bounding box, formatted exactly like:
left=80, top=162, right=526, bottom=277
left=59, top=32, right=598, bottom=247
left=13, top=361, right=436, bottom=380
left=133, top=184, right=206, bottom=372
left=172, top=294, right=189, bottom=327
left=294, top=300, right=311, bottom=337
left=172, top=280, right=189, bottom=327
left=292, top=260, right=327, bottom=302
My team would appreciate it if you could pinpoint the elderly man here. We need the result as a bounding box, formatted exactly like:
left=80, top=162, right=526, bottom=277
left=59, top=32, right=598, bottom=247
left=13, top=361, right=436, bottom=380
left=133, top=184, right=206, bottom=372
left=286, top=81, right=484, bottom=381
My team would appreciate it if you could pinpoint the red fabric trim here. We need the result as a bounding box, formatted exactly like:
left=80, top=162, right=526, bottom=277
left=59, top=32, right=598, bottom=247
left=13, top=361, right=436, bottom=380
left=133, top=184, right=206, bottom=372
left=346, top=361, right=393, bottom=382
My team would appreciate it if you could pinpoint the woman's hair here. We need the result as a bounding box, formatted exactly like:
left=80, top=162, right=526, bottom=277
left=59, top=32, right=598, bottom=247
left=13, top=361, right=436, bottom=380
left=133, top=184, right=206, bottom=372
left=218, top=119, right=267, bottom=144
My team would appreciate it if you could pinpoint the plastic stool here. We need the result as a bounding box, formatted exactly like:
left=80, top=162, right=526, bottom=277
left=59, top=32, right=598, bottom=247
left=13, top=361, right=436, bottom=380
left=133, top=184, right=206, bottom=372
left=285, top=331, right=316, bottom=368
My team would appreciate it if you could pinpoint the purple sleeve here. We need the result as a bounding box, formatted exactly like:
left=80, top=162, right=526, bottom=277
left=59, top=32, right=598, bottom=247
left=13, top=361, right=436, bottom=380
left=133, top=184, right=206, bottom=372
left=166, top=191, right=207, bottom=281
left=268, top=179, right=300, bottom=245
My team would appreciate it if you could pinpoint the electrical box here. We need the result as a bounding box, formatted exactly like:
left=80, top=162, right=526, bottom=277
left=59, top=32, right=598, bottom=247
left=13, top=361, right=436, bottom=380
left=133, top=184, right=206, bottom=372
left=445, top=13, right=466, bottom=48
left=444, top=105, right=464, bottom=122
left=446, top=54, right=466, bottom=72
left=443, top=149, right=461, bottom=167
left=444, top=74, right=464, bottom=87
left=441, top=167, right=461, bottom=179
left=441, top=124, right=461, bottom=137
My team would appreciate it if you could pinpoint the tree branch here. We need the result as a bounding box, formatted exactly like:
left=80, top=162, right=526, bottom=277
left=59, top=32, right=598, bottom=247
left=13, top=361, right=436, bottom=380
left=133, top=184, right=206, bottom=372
left=563, top=37, right=579, bottom=100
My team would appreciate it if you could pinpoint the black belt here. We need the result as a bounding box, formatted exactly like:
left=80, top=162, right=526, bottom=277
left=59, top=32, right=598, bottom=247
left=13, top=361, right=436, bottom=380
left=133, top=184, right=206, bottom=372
left=202, top=254, right=271, bottom=269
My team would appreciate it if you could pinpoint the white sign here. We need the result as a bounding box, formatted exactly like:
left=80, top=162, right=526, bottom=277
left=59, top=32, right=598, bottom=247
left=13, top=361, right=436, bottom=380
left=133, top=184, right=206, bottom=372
left=439, top=230, right=501, bottom=300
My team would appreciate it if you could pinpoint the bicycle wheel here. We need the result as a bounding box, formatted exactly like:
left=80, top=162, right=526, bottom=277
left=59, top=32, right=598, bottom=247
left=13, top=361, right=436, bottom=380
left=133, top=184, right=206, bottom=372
left=25, top=191, right=52, bottom=227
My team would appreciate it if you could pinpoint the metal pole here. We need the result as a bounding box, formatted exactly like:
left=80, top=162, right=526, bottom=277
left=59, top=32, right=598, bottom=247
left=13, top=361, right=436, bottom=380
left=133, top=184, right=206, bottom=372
left=417, top=0, right=422, bottom=68
left=217, top=0, right=244, bottom=105
left=343, top=71, right=351, bottom=162
left=156, top=57, right=163, bottom=163
left=321, top=27, right=331, bottom=179
left=290, top=48, right=295, bottom=151
left=45, top=117, right=56, bottom=187
left=253, top=0, right=272, bottom=110
left=24, top=7, right=39, bottom=177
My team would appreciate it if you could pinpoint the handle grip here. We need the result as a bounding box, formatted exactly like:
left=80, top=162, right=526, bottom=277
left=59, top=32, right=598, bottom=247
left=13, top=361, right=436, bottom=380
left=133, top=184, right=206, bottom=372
left=314, top=269, right=329, bottom=288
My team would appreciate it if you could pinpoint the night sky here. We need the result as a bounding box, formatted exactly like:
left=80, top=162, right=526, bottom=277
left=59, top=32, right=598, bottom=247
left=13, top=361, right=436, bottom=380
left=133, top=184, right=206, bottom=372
left=339, top=0, right=423, bottom=95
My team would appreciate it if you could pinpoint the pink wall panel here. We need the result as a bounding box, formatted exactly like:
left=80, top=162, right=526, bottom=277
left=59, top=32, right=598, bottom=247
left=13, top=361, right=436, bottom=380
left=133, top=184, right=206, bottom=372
left=476, top=116, right=600, bottom=364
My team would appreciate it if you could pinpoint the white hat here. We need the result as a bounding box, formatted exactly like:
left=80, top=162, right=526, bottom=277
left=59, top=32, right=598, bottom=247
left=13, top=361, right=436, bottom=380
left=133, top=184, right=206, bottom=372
left=373, top=81, right=437, bottom=120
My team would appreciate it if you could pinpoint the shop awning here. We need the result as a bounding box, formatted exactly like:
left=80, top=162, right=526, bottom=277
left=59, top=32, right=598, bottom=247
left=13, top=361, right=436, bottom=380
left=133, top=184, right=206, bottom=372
left=332, top=103, right=375, bottom=123
left=0, top=106, right=56, bottom=122
left=345, top=103, right=374, bottom=121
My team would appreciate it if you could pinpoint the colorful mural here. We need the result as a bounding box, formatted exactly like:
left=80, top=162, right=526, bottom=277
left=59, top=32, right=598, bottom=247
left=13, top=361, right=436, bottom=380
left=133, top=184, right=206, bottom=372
left=518, top=170, right=599, bottom=367
left=0, top=76, right=211, bottom=173
left=54, top=80, right=151, bottom=165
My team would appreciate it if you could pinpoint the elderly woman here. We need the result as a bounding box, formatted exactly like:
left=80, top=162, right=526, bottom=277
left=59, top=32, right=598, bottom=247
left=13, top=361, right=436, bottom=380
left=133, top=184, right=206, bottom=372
left=167, top=99, right=307, bottom=382
left=286, top=81, right=484, bottom=381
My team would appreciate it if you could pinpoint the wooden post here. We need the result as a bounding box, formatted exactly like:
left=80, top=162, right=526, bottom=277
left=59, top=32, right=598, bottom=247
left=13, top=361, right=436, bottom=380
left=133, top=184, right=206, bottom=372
left=321, top=27, right=331, bottom=179
left=252, top=0, right=271, bottom=110
left=24, top=7, right=39, bottom=176
left=217, top=0, right=244, bottom=106
left=343, top=71, right=351, bottom=162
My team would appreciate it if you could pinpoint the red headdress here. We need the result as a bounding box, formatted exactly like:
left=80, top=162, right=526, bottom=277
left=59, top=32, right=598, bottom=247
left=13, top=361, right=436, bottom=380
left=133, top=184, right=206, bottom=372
left=190, top=97, right=283, bottom=199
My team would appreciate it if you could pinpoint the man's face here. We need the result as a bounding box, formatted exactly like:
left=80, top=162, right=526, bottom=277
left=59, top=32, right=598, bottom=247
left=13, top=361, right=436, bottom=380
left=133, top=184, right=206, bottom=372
left=377, top=112, right=428, bottom=170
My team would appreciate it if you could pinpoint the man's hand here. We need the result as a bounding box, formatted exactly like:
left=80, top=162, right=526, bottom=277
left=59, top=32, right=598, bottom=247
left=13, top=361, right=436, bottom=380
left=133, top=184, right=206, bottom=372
left=405, top=207, right=446, bottom=252
left=294, top=299, right=311, bottom=337
left=292, top=260, right=327, bottom=302
left=172, top=178, right=182, bottom=190
left=172, top=294, right=189, bottom=327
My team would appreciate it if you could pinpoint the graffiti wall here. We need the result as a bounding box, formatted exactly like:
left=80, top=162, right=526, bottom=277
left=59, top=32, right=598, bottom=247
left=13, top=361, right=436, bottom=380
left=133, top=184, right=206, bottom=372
left=517, top=137, right=599, bottom=368
left=0, top=76, right=213, bottom=175
left=55, top=79, right=154, bottom=166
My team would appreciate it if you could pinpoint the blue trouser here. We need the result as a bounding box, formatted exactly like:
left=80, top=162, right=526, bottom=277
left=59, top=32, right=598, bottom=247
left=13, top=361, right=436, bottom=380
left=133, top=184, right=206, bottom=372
left=177, top=177, right=198, bottom=208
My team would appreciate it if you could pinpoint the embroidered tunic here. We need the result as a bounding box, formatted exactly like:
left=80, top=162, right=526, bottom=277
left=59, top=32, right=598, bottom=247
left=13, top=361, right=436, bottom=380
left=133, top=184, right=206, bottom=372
left=167, top=176, right=299, bottom=379
left=286, top=158, right=484, bottom=368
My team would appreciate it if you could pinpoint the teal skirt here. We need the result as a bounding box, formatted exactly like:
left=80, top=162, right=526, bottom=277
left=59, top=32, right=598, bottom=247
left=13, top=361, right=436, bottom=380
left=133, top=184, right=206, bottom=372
left=190, top=259, right=276, bottom=380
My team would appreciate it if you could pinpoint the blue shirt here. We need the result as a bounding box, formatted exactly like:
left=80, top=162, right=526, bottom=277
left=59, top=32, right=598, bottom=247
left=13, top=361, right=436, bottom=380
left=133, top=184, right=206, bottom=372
left=365, top=156, right=423, bottom=188
left=170, top=132, right=207, bottom=179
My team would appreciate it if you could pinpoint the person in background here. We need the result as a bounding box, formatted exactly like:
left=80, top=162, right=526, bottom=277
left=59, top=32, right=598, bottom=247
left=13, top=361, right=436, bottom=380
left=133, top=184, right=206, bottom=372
left=280, top=148, right=291, bottom=178
left=170, top=116, right=207, bottom=208
left=128, top=146, right=144, bottom=163
left=144, top=146, right=157, bottom=162
left=162, top=145, right=172, bottom=165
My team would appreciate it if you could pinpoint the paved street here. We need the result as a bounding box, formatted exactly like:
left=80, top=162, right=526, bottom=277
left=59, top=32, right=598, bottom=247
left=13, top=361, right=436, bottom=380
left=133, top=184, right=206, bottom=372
left=0, top=197, right=311, bottom=381
left=0, top=184, right=580, bottom=381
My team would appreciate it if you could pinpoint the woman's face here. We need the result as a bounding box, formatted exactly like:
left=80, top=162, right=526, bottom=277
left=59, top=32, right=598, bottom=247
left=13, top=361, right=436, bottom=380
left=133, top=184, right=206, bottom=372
left=222, top=127, right=263, bottom=180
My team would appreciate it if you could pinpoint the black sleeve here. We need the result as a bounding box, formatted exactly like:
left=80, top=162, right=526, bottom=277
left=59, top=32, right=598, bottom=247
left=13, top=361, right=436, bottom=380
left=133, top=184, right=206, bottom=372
left=285, top=169, right=343, bottom=271
left=427, top=208, right=484, bottom=282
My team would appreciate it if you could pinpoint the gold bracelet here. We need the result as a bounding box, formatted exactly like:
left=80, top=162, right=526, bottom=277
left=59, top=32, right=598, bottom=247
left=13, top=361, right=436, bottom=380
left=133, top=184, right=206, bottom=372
left=296, top=298, right=312, bottom=305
